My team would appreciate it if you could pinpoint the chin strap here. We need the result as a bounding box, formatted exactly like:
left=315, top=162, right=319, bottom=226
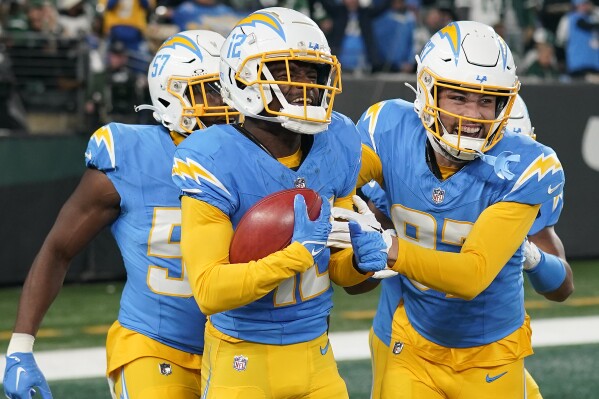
left=475, top=150, right=520, bottom=180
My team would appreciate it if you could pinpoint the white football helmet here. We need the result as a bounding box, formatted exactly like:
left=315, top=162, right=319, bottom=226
left=138, top=30, right=239, bottom=135
left=414, top=21, right=520, bottom=161
left=219, top=7, right=342, bottom=134
left=506, top=94, right=535, bottom=140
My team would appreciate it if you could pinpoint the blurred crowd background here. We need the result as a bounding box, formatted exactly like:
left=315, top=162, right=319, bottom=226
left=1, top=0, right=599, bottom=135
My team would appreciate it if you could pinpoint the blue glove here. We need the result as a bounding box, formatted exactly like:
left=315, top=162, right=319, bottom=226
left=292, top=194, right=331, bottom=259
left=3, top=352, right=53, bottom=399
left=349, top=220, right=388, bottom=273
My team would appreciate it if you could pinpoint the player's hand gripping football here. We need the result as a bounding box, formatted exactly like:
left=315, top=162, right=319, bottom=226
left=292, top=194, right=331, bottom=261
left=3, top=352, right=53, bottom=399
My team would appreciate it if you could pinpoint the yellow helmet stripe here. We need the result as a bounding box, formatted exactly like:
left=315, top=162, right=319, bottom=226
left=235, top=11, right=286, bottom=41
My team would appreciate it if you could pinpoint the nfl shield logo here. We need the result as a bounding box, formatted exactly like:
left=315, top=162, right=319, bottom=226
left=432, top=187, right=445, bottom=204
left=294, top=177, right=306, bottom=188
left=233, top=355, right=248, bottom=372
left=392, top=341, right=404, bottom=355
left=159, top=363, right=172, bottom=376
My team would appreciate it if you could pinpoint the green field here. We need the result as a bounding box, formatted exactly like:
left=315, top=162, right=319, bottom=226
left=1, top=260, right=598, bottom=398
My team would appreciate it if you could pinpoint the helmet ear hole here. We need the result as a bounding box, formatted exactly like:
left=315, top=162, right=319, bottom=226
left=158, top=98, right=170, bottom=108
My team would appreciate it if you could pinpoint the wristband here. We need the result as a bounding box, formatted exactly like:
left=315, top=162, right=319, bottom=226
left=7, top=333, right=35, bottom=355
left=525, top=251, right=567, bottom=293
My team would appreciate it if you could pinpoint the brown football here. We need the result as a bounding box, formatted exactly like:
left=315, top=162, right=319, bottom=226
left=229, top=188, right=322, bottom=263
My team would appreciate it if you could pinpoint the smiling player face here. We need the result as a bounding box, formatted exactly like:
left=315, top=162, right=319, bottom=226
left=264, top=61, right=321, bottom=113
left=437, top=87, right=498, bottom=140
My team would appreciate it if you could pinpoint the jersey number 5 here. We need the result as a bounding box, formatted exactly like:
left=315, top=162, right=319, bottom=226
left=147, top=208, right=193, bottom=297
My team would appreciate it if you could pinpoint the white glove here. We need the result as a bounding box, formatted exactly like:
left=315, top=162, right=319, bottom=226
left=331, top=195, right=394, bottom=252
left=522, top=239, right=541, bottom=270
left=327, top=220, right=352, bottom=249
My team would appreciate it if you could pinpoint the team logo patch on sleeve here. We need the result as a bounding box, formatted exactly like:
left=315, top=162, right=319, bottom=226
left=90, top=125, right=116, bottom=168
left=172, top=157, right=231, bottom=196
left=510, top=153, right=563, bottom=194
left=363, top=102, right=386, bottom=135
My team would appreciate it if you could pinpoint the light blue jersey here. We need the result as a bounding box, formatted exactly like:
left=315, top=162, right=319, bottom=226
left=86, top=123, right=205, bottom=354
left=357, top=99, right=565, bottom=348
left=360, top=180, right=402, bottom=347
left=365, top=170, right=565, bottom=347
left=529, top=188, right=563, bottom=235
left=172, top=113, right=362, bottom=345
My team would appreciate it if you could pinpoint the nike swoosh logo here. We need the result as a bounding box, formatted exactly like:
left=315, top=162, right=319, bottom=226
left=548, top=183, right=562, bottom=194
left=311, top=247, right=325, bottom=257
left=485, top=371, right=508, bottom=383
left=320, top=340, right=330, bottom=355
left=16, top=367, right=26, bottom=389
left=302, top=240, right=326, bottom=257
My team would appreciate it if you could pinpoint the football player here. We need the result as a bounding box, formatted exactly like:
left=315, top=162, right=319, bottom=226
left=2, top=30, right=238, bottom=399
left=172, top=7, right=380, bottom=398
left=338, top=94, right=574, bottom=399
left=336, top=21, right=566, bottom=398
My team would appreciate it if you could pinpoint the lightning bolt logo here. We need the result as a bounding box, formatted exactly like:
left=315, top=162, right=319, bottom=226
left=552, top=192, right=563, bottom=212
left=90, top=125, right=115, bottom=168
left=438, top=22, right=461, bottom=65
left=159, top=34, right=204, bottom=60
left=363, top=102, right=386, bottom=135
left=172, top=157, right=231, bottom=196
left=511, top=153, right=563, bottom=193
left=497, top=36, right=509, bottom=70
left=420, top=40, right=435, bottom=62
left=235, top=11, right=286, bottom=40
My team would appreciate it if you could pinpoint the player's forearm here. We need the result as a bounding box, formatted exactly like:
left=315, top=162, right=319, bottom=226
left=527, top=227, right=574, bottom=302
left=387, top=202, right=539, bottom=300
left=190, top=243, right=314, bottom=315
left=181, top=196, right=314, bottom=314
left=388, top=239, right=496, bottom=300
left=539, top=260, right=573, bottom=302
left=13, top=248, right=71, bottom=335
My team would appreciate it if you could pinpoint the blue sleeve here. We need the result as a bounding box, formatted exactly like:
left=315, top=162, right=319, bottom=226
left=360, top=181, right=391, bottom=219
left=86, top=124, right=118, bottom=172
left=172, top=135, right=237, bottom=217
left=529, top=193, right=564, bottom=235
left=356, top=101, right=391, bottom=152
left=503, top=149, right=565, bottom=206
